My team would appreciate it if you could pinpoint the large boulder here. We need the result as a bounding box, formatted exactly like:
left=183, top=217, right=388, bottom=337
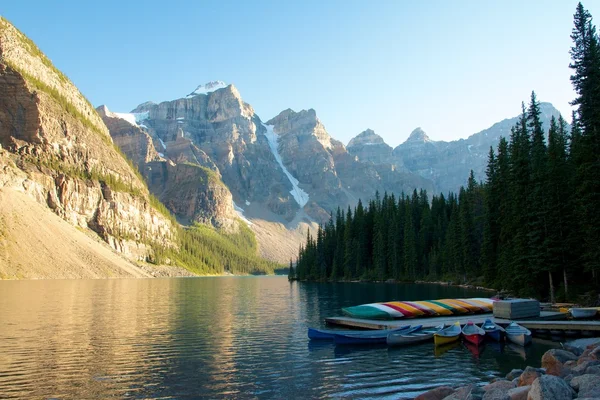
left=518, top=367, right=544, bottom=386
left=527, top=375, right=573, bottom=400
left=569, top=373, right=600, bottom=397
left=507, top=385, right=530, bottom=400
left=540, top=349, right=577, bottom=377
left=416, top=386, right=456, bottom=400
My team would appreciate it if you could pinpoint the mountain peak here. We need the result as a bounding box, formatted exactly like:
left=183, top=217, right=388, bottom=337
left=347, top=129, right=387, bottom=148
left=406, top=127, right=431, bottom=143
left=186, top=81, right=228, bottom=97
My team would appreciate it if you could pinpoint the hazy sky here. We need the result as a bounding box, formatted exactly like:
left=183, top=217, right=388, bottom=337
left=2, top=1, right=598, bottom=146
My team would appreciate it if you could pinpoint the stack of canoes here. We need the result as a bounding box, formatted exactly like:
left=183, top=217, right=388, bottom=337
left=342, top=298, right=494, bottom=320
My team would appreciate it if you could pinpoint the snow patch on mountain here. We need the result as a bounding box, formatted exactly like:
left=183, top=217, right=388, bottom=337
left=263, top=124, right=309, bottom=208
left=113, top=111, right=149, bottom=126
left=232, top=201, right=252, bottom=225
left=187, top=81, right=227, bottom=97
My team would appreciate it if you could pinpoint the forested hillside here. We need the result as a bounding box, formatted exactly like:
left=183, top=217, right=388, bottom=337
left=292, top=3, right=600, bottom=302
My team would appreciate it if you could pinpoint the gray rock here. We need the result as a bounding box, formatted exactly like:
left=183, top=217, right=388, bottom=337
left=571, top=359, right=600, bottom=375
left=506, top=369, right=524, bottom=381
left=507, top=385, right=530, bottom=400
left=569, top=373, right=600, bottom=396
left=482, top=388, right=510, bottom=400
left=585, top=365, right=600, bottom=375
left=560, top=342, right=584, bottom=357
left=527, top=375, right=573, bottom=400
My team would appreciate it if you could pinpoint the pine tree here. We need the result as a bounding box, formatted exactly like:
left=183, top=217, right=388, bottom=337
left=527, top=91, right=551, bottom=300
left=570, top=2, right=600, bottom=279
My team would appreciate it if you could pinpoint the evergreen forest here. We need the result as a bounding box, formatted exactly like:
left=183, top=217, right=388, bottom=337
left=292, top=3, right=600, bottom=302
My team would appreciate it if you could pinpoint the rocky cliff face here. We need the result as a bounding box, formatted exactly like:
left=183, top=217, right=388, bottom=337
left=0, top=17, right=175, bottom=262
left=98, top=105, right=239, bottom=231
left=347, top=104, right=565, bottom=194
left=128, top=85, right=299, bottom=222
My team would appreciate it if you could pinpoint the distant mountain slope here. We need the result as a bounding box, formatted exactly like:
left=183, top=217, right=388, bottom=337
left=348, top=103, right=565, bottom=194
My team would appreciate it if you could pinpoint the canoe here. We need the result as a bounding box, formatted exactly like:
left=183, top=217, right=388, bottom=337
left=402, top=301, right=439, bottom=316
left=416, top=301, right=454, bottom=316
left=387, top=324, right=445, bottom=346
left=434, top=321, right=461, bottom=346
left=462, top=321, right=485, bottom=346
left=383, top=302, right=425, bottom=317
left=481, top=318, right=505, bottom=342
left=308, top=324, right=410, bottom=340
left=445, top=299, right=481, bottom=313
left=505, top=322, right=532, bottom=346
left=428, top=300, right=469, bottom=314
left=341, top=304, right=400, bottom=320
left=570, top=308, right=598, bottom=319
left=333, top=325, right=422, bottom=345
left=460, top=299, right=493, bottom=312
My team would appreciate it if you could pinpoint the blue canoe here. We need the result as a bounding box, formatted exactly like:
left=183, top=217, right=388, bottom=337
left=482, top=318, right=505, bottom=342
left=333, top=325, right=422, bottom=345
left=308, top=325, right=410, bottom=340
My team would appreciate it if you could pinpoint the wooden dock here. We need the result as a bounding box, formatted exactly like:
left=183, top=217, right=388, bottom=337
left=324, top=311, right=600, bottom=334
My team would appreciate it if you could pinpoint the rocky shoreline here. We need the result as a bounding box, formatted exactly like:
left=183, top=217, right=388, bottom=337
left=416, top=339, right=600, bottom=400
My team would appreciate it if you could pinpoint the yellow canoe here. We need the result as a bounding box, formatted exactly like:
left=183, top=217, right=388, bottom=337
left=449, top=299, right=487, bottom=313
left=416, top=301, right=454, bottom=316
left=434, top=321, right=461, bottom=346
left=464, top=299, right=494, bottom=312
left=436, top=299, right=470, bottom=314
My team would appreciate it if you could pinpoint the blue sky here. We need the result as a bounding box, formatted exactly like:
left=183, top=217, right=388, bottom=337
left=2, top=1, right=597, bottom=146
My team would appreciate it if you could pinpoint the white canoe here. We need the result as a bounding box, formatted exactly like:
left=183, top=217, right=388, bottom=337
left=570, top=308, right=598, bottom=319
left=387, top=325, right=444, bottom=346
left=505, top=322, right=532, bottom=346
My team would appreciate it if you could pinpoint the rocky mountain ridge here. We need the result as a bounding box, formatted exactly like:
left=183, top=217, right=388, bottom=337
left=110, top=84, right=433, bottom=225
left=348, top=103, right=565, bottom=194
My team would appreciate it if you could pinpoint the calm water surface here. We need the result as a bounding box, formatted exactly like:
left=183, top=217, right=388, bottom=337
left=0, top=277, right=558, bottom=399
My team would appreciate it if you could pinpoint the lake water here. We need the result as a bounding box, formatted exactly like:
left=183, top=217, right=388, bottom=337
left=0, top=277, right=558, bottom=399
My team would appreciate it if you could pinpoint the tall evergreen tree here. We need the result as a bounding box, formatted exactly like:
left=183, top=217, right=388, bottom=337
left=570, top=2, right=600, bottom=279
